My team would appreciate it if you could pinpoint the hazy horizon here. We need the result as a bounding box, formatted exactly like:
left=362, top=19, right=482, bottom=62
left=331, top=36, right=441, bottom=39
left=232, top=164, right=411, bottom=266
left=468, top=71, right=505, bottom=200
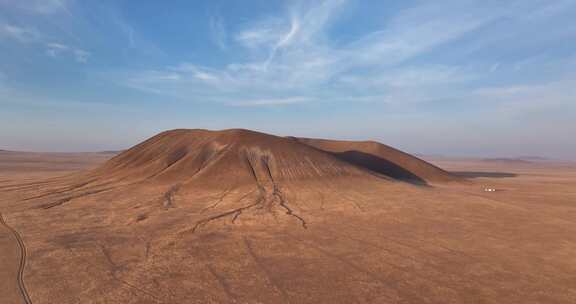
left=1, top=0, right=575, bottom=159
left=0, top=126, right=571, bottom=161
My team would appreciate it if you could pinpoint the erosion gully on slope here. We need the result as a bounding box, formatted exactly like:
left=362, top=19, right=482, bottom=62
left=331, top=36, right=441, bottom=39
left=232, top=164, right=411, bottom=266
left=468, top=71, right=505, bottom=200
left=190, top=155, right=308, bottom=233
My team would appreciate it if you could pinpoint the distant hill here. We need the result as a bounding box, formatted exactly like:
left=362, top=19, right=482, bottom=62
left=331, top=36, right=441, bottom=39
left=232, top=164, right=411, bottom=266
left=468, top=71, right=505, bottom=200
left=482, top=158, right=532, bottom=164
left=96, top=150, right=123, bottom=154
left=516, top=156, right=549, bottom=161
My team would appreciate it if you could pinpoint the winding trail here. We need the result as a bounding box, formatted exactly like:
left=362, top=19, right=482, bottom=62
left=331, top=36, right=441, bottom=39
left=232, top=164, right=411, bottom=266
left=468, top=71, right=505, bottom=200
left=0, top=212, right=32, bottom=304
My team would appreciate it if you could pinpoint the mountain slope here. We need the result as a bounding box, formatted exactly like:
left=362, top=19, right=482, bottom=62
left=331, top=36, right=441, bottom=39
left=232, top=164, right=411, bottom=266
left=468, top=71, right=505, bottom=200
left=294, top=137, right=457, bottom=184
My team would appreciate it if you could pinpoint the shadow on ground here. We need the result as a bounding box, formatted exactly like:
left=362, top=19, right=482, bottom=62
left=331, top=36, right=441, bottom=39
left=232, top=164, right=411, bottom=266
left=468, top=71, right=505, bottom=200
left=333, top=150, right=429, bottom=186
left=452, top=171, right=518, bottom=178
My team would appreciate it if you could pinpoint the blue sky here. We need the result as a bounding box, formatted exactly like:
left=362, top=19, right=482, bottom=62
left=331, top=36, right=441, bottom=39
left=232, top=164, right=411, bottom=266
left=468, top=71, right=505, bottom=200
left=1, top=0, right=575, bottom=159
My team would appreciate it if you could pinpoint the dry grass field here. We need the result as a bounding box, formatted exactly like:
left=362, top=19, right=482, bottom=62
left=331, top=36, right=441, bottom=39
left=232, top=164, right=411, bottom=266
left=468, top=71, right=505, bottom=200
left=1, top=130, right=575, bottom=303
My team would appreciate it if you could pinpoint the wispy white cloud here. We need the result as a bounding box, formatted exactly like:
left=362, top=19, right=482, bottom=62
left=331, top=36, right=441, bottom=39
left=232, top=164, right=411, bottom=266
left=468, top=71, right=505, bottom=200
left=0, top=23, right=89, bottom=62
left=455, top=1, right=576, bottom=58
left=45, top=42, right=90, bottom=62
left=113, top=15, right=136, bottom=48
left=234, top=0, right=345, bottom=70
left=338, top=65, right=475, bottom=89
left=235, top=21, right=283, bottom=49
left=108, top=0, right=574, bottom=110
left=101, top=7, right=138, bottom=49
left=91, top=3, right=167, bottom=59
left=339, top=2, right=499, bottom=69
left=112, top=0, right=348, bottom=101
left=0, top=24, right=42, bottom=43
left=45, top=42, right=68, bottom=56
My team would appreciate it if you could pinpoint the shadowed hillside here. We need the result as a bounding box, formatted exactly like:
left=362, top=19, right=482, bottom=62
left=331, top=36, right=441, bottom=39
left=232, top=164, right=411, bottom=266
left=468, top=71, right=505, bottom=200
left=294, top=137, right=457, bottom=184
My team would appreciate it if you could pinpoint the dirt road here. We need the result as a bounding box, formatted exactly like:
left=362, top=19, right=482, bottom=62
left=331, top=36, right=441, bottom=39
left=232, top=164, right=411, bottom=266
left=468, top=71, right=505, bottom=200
left=0, top=212, right=32, bottom=304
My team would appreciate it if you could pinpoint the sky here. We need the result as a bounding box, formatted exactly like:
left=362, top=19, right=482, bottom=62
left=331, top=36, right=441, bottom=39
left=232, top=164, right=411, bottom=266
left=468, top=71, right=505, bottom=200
left=0, top=0, right=575, bottom=159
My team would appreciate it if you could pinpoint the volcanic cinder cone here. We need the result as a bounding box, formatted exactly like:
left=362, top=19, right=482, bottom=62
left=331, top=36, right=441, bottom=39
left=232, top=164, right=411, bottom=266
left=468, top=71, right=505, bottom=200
left=17, top=128, right=458, bottom=230
left=92, top=129, right=371, bottom=187
left=92, top=129, right=456, bottom=186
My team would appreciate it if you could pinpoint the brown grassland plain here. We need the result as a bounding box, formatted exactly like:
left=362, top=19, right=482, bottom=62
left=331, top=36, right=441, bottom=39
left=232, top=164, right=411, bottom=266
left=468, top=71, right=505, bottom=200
left=1, top=131, right=575, bottom=304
